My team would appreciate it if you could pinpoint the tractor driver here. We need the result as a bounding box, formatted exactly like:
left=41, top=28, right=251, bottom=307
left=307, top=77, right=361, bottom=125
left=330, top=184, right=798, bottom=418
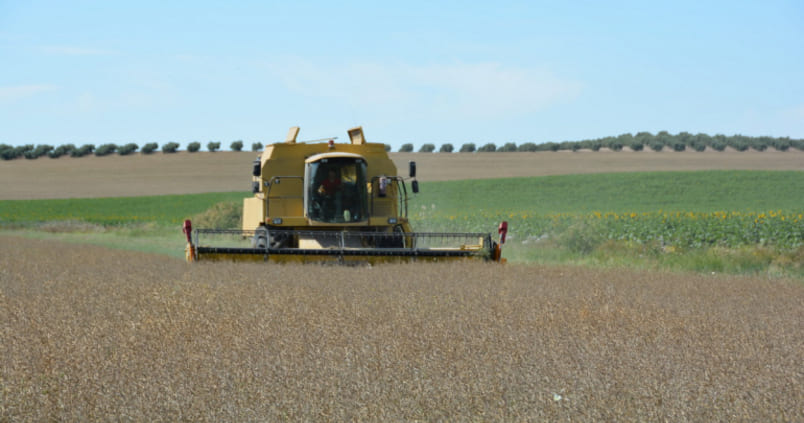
left=317, top=168, right=342, bottom=220
left=318, top=168, right=342, bottom=197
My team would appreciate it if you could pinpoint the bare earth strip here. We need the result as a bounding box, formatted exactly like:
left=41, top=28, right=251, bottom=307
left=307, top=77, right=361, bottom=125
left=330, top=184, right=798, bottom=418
left=1, top=236, right=801, bottom=421
left=1, top=150, right=802, bottom=199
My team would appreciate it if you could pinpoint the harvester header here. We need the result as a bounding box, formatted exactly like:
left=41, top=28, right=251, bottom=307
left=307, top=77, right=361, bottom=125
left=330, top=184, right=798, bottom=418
left=184, top=126, right=506, bottom=264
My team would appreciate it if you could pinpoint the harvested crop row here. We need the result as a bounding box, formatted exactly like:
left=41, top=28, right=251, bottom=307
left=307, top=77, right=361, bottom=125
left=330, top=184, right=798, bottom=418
left=1, top=236, right=801, bottom=421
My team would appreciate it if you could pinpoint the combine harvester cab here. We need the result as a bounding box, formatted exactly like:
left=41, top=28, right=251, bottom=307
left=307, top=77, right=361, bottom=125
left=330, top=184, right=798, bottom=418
left=183, top=126, right=507, bottom=264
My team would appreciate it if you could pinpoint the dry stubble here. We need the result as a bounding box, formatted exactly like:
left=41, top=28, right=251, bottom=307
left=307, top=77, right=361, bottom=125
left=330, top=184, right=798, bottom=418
left=1, top=236, right=802, bottom=421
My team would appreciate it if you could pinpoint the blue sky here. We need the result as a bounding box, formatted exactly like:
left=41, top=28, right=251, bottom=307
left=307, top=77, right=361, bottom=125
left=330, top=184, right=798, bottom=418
left=1, top=0, right=802, bottom=149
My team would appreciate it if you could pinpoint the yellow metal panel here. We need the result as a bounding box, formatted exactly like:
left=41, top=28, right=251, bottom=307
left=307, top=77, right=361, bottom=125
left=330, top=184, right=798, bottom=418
left=269, top=217, right=308, bottom=226
left=247, top=127, right=402, bottom=229
left=261, top=142, right=397, bottom=181
left=348, top=126, right=365, bottom=144
left=285, top=126, right=300, bottom=143
left=372, top=198, right=395, bottom=218
left=242, top=197, right=264, bottom=231
left=267, top=198, right=304, bottom=217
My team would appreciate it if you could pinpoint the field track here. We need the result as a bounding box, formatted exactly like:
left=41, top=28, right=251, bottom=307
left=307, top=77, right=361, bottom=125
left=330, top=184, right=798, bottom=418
left=1, top=149, right=802, bottom=199
left=1, top=236, right=801, bottom=421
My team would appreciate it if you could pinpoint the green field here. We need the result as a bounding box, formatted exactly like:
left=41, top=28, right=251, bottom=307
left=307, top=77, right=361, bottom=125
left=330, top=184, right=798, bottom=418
left=0, top=192, right=246, bottom=258
left=411, top=170, right=803, bottom=216
left=3, top=170, right=799, bottom=225
left=409, top=171, right=803, bottom=275
left=0, top=191, right=247, bottom=226
left=408, top=171, right=804, bottom=249
left=1, top=170, right=802, bottom=276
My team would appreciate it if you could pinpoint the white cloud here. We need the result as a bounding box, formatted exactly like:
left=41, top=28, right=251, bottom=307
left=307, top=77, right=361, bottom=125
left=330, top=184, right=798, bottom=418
left=40, top=45, right=117, bottom=56
left=409, top=62, right=582, bottom=118
left=268, top=59, right=582, bottom=120
left=0, top=84, right=57, bottom=103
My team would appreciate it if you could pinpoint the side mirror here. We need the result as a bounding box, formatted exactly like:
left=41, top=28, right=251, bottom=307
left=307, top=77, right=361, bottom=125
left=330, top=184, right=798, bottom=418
left=252, top=158, right=261, bottom=177
left=411, top=180, right=419, bottom=194
left=409, top=161, right=416, bottom=178
left=252, top=181, right=260, bottom=193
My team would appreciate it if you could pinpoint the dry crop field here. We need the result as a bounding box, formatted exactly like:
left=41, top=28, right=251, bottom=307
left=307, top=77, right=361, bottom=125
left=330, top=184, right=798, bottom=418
left=2, top=236, right=802, bottom=421
left=1, top=149, right=802, bottom=199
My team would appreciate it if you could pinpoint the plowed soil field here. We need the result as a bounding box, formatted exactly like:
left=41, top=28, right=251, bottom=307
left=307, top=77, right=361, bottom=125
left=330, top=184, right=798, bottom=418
left=2, top=149, right=802, bottom=199
left=2, top=236, right=801, bottom=421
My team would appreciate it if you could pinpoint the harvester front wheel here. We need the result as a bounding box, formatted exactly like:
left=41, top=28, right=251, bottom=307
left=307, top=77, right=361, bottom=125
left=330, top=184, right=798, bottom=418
left=252, top=226, right=291, bottom=249
left=252, top=227, right=268, bottom=249
left=377, top=225, right=405, bottom=248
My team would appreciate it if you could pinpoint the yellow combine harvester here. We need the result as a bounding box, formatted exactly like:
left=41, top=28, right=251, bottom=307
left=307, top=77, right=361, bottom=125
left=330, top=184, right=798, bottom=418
left=183, top=126, right=507, bottom=264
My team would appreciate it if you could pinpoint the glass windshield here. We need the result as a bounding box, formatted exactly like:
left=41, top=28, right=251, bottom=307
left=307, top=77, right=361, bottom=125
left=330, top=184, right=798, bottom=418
left=307, top=158, right=368, bottom=223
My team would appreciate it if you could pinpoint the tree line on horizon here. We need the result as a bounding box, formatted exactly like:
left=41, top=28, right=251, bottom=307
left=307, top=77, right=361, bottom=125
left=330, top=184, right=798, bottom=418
left=398, top=131, right=804, bottom=153
left=0, top=140, right=263, bottom=160
left=2, top=132, right=803, bottom=161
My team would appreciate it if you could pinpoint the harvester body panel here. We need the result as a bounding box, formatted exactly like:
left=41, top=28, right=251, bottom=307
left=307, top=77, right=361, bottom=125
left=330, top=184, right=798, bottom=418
left=185, top=126, right=505, bottom=263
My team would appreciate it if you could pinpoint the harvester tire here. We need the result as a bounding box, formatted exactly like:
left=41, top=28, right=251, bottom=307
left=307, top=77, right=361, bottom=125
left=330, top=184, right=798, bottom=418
left=252, top=227, right=290, bottom=249
left=377, top=225, right=405, bottom=248
left=252, top=227, right=268, bottom=249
